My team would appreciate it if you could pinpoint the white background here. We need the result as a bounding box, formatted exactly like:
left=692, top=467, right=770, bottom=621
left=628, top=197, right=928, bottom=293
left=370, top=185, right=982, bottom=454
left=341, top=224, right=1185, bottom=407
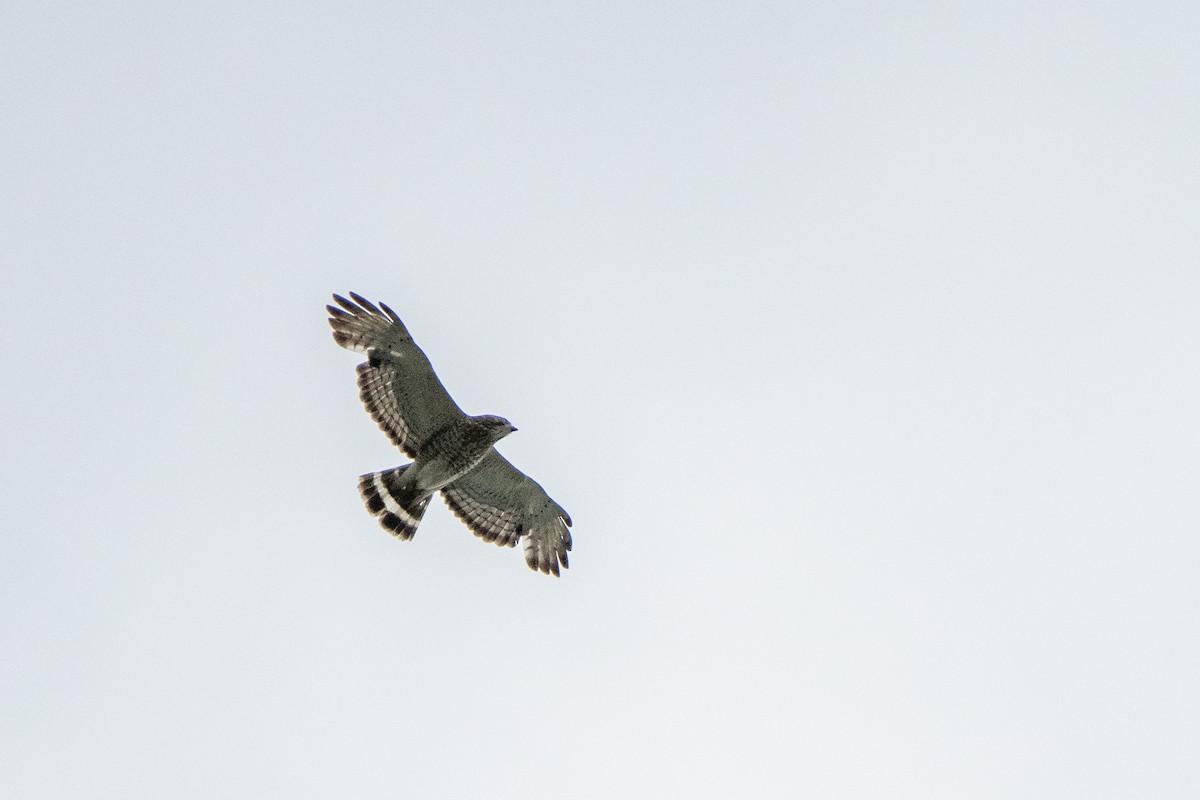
left=3, top=2, right=1198, bottom=797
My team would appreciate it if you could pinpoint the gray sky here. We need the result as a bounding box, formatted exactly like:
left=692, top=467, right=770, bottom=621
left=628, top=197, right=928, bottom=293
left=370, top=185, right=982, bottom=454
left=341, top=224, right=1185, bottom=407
left=3, top=2, right=1198, bottom=797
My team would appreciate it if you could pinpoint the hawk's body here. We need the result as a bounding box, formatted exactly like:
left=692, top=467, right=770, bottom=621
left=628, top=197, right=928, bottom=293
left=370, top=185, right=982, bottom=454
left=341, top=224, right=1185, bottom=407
left=327, top=292, right=572, bottom=575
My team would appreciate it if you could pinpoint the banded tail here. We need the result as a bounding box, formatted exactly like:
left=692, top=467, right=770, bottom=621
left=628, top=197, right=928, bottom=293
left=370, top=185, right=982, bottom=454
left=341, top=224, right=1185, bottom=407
left=358, top=465, right=432, bottom=540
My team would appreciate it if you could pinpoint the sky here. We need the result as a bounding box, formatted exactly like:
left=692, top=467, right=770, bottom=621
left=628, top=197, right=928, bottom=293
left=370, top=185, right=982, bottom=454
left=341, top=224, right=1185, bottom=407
left=2, top=1, right=1199, bottom=797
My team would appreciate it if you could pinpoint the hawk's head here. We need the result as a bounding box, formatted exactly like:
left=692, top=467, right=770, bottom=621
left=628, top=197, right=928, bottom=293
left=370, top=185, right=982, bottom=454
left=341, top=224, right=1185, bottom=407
left=476, top=414, right=518, bottom=443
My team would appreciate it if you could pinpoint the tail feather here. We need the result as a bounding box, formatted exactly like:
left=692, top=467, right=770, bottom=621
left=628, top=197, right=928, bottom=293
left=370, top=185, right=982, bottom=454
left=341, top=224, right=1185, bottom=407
left=358, top=465, right=431, bottom=540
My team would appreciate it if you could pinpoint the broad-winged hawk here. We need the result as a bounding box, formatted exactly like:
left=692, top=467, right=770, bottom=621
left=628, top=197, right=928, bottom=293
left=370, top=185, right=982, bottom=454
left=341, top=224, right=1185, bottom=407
left=327, top=292, right=573, bottom=576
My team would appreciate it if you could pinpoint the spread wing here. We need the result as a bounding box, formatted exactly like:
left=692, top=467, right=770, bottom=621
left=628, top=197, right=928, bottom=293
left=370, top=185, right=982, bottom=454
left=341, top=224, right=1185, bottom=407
left=442, top=450, right=573, bottom=576
left=327, top=292, right=465, bottom=457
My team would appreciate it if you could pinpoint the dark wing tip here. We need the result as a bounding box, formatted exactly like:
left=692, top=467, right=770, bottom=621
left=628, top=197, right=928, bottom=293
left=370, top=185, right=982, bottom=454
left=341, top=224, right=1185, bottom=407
left=348, top=292, right=383, bottom=316
left=379, top=301, right=401, bottom=322
left=332, top=293, right=361, bottom=314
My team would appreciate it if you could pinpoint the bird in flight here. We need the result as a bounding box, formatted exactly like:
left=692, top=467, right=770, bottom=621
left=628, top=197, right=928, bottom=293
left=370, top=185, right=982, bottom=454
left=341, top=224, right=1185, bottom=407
left=327, top=292, right=572, bottom=575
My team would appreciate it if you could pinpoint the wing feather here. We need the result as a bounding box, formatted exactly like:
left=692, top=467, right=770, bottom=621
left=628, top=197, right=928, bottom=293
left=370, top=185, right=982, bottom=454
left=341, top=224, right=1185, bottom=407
left=328, top=293, right=465, bottom=456
left=442, top=450, right=572, bottom=576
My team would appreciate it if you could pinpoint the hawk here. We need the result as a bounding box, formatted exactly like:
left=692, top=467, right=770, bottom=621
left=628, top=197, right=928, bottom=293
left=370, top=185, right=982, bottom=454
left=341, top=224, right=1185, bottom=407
left=327, top=292, right=573, bottom=575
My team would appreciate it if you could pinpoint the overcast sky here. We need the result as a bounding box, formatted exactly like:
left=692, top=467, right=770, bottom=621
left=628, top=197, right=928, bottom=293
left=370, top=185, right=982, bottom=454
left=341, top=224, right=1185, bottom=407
left=3, top=2, right=1199, bottom=797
